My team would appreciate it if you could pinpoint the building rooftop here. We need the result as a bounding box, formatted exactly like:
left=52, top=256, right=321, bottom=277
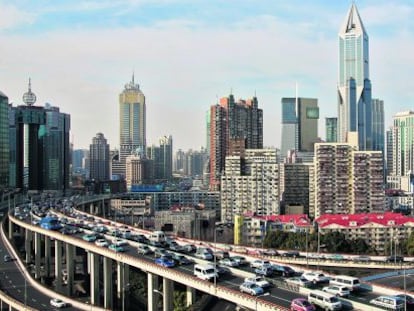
left=316, top=212, right=414, bottom=228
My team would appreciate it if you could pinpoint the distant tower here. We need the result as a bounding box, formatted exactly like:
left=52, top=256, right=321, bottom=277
left=337, top=4, right=372, bottom=150
left=115, top=75, right=146, bottom=178
left=325, top=117, right=338, bottom=142
left=89, top=133, right=110, bottom=181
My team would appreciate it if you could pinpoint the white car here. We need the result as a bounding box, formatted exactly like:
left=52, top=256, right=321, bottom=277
left=322, top=285, right=350, bottom=297
left=285, top=276, right=312, bottom=287
left=301, top=272, right=330, bottom=284
left=219, top=258, right=239, bottom=267
left=244, top=276, right=271, bottom=288
left=113, top=238, right=128, bottom=246
left=94, top=239, right=108, bottom=247
left=250, top=259, right=271, bottom=269
left=239, top=282, right=264, bottom=296
left=50, top=298, right=67, bottom=308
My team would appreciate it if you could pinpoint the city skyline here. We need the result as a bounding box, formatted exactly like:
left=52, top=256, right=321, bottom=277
left=1, top=1, right=414, bottom=151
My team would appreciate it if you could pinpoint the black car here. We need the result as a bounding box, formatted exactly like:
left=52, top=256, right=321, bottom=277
left=386, top=255, right=404, bottom=263
left=282, top=251, right=300, bottom=258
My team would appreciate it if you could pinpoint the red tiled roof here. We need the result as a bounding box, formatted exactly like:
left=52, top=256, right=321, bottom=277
left=316, top=212, right=414, bottom=228
left=244, top=213, right=311, bottom=227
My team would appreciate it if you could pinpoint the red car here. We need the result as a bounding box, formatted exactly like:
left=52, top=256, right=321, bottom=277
left=290, top=298, right=315, bottom=311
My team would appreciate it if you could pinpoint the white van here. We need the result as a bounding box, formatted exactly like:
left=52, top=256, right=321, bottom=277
left=308, top=290, right=342, bottom=311
left=194, top=264, right=218, bottom=281
left=149, top=231, right=166, bottom=244
left=329, top=275, right=361, bottom=291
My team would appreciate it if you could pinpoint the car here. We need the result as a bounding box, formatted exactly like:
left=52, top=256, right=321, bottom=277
left=94, top=239, right=109, bottom=247
left=239, top=282, right=264, bottom=296
left=154, top=248, right=168, bottom=258
left=108, top=244, right=125, bottom=252
left=113, top=238, right=128, bottom=246
left=370, top=295, right=405, bottom=310
left=393, top=294, right=414, bottom=307
left=322, top=285, right=350, bottom=297
left=263, top=249, right=279, bottom=256
left=182, top=244, right=197, bottom=253
left=386, top=255, right=404, bottom=263
left=271, top=264, right=295, bottom=277
left=155, top=256, right=175, bottom=268
left=214, top=251, right=230, bottom=259
left=137, top=245, right=153, bottom=255
left=352, top=255, right=371, bottom=263
left=290, top=298, right=316, bottom=311
left=282, top=251, right=300, bottom=258
left=244, top=276, right=271, bottom=288
left=3, top=255, right=11, bottom=262
left=232, top=256, right=248, bottom=266
left=250, top=259, right=271, bottom=269
left=213, top=264, right=229, bottom=275
left=255, top=266, right=273, bottom=277
left=286, top=277, right=312, bottom=288
left=301, top=272, right=330, bottom=284
left=82, top=233, right=97, bottom=242
left=219, top=258, right=239, bottom=267
left=50, top=298, right=67, bottom=308
left=171, top=254, right=192, bottom=265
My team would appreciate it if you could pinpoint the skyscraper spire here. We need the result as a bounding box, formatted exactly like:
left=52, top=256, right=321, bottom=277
left=339, top=3, right=366, bottom=34
left=132, top=71, right=135, bottom=84
left=22, top=78, right=37, bottom=106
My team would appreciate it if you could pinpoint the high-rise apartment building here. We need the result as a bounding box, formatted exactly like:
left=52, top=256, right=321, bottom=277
left=314, top=143, right=384, bottom=218
left=125, top=153, right=153, bottom=190
left=0, top=91, right=9, bottom=189
left=385, top=128, right=393, bottom=177
left=89, top=133, right=110, bottom=181
left=337, top=4, right=373, bottom=150
left=391, top=111, right=414, bottom=177
left=282, top=163, right=312, bottom=215
left=9, top=81, right=70, bottom=191
left=372, top=99, right=385, bottom=153
left=325, top=117, right=338, bottom=143
left=220, top=149, right=279, bottom=223
left=115, top=75, right=146, bottom=178
left=209, top=94, right=263, bottom=190
left=280, top=97, right=319, bottom=158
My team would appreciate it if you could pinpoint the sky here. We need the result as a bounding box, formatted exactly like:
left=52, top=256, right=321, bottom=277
left=1, top=0, right=414, bottom=152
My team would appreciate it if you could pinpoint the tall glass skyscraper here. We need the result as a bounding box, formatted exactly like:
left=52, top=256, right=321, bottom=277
left=0, top=91, right=9, bottom=189
left=338, top=4, right=372, bottom=150
left=372, top=99, right=384, bottom=153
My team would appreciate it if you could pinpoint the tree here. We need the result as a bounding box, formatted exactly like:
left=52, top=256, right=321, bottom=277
left=406, top=232, right=414, bottom=256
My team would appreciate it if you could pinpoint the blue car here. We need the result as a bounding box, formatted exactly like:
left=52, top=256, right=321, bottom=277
left=240, top=282, right=264, bottom=296
left=155, top=256, right=175, bottom=268
left=82, top=234, right=97, bottom=242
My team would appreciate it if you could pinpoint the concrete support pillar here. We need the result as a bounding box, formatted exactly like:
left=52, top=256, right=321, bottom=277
left=90, top=252, right=100, bottom=305
left=163, top=278, right=173, bottom=311
left=44, top=236, right=51, bottom=277
left=55, top=240, right=62, bottom=292
left=147, top=273, right=159, bottom=311
left=117, top=261, right=124, bottom=301
left=103, top=257, right=113, bottom=310
left=90, top=203, right=94, bottom=214
left=25, top=229, right=32, bottom=263
left=186, top=286, right=195, bottom=307
left=117, top=262, right=130, bottom=311
left=34, top=232, right=41, bottom=279
left=66, top=244, right=75, bottom=296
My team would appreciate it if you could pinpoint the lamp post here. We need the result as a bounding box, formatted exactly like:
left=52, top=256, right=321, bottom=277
left=255, top=292, right=270, bottom=311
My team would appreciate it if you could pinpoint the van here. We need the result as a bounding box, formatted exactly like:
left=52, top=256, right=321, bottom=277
left=329, top=275, right=361, bottom=291
left=149, top=231, right=166, bottom=244
left=194, top=264, right=218, bottom=281
left=308, top=290, right=342, bottom=311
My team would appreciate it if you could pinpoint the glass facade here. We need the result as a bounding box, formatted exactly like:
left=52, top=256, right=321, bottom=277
left=0, top=92, right=9, bottom=189
left=325, top=117, right=338, bottom=143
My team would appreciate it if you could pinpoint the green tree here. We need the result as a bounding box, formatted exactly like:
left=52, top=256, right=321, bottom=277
left=406, top=232, right=414, bottom=255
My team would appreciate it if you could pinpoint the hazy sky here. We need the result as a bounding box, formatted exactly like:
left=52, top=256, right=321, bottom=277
left=1, top=1, right=413, bottom=151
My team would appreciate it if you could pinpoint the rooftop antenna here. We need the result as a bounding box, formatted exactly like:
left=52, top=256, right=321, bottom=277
left=132, top=70, right=135, bottom=84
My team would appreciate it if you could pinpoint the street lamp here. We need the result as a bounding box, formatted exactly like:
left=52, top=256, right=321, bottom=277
left=255, top=292, right=270, bottom=311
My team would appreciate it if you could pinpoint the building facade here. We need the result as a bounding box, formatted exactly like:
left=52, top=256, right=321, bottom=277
left=220, top=149, right=279, bottom=223
left=146, top=135, right=173, bottom=182
left=89, top=133, right=110, bottom=181
left=280, top=97, right=319, bottom=158
left=125, top=153, right=153, bottom=190
left=391, top=111, right=414, bottom=177
left=314, top=143, right=385, bottom=218
left=115, top=75, right=146, bottom=178
left=0, top=91, right=9, bottom=189
left=209, top=94, right=263, bottom=190
left=337, top=4, right=373, bottom=150
left=325, top=117, right=338, bottom=143
left=372, top=99, right=385, bottom=153
left=317, top=213, right=414, bottom=254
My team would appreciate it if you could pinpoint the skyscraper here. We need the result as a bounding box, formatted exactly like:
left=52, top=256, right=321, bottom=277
left=209, top=94, right=263, bottom=190
left=115, top=75, right=146, bottom=178
left=9, top=80, right=70, bottom=191
left=391, top=111, right=414, bottom=177
left=89, top=133, right=110, bottom=181
left=280, top=97, right=319, bottom=157
left=0, top=91, right=9, bottom=189
left=338, top=4, right=372, bottom=150
left=325, top=117, right=338, bottom=143
left=372, top=98, right=385, bottom=153
left=146, top=135, right=173, bottom=182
